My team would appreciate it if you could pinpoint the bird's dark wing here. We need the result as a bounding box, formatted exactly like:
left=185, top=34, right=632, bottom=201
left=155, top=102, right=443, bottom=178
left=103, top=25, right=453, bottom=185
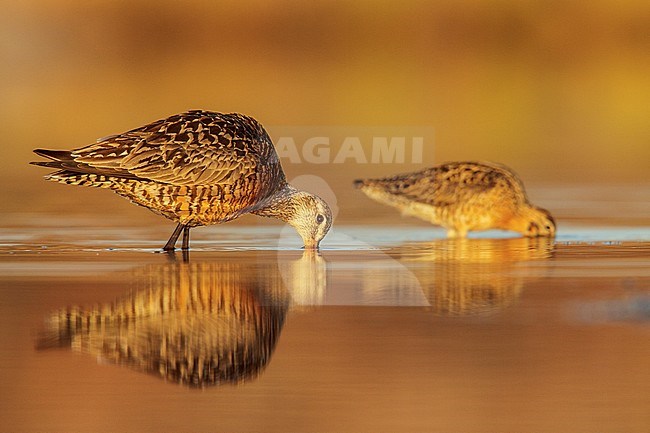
left=366, top=162, right=524, bottom=207
left=64, top=111, right=282, bottom=186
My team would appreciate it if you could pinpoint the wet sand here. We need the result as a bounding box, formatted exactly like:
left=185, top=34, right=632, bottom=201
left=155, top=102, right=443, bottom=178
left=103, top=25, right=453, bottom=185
left=0, top=223, right=648, bottom=433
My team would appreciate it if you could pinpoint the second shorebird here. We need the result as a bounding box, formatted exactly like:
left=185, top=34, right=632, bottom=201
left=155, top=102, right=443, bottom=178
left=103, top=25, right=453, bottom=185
left=354, top=161, right=555, bottom=238
left=32, top=110, right=332, bottom=250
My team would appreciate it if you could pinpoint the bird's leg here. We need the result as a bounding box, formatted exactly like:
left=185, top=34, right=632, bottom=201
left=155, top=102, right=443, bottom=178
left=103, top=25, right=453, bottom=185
left=181, top=226, right=190, bottom=250
left=163, top=223, right=185, bottom=251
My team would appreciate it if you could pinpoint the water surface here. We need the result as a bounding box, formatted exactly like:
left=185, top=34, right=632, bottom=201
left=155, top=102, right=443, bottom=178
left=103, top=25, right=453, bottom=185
left=1, top=222, right=648, bottom=433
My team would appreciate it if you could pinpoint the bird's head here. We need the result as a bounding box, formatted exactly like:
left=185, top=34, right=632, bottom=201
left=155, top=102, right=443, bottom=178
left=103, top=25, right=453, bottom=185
left=516, top=206, right=556, bottom=238
left=286, top=192, right=333, bottom=250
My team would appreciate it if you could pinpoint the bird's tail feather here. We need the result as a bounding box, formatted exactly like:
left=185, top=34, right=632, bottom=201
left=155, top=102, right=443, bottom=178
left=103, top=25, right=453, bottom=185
left=33, top=148, right=74, bottom=161
left=30, top=160, right=64, bottom=169
left=31, top=148, right=140, bottom=187
left=43, top=170, right=116, bottom=187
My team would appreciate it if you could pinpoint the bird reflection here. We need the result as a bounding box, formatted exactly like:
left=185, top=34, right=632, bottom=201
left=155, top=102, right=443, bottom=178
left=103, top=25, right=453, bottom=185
left=36, top=257, right=295, bottom=388
left=390, top=237, right=555, bottom=315
left=278, top=250, right=327, bottom=306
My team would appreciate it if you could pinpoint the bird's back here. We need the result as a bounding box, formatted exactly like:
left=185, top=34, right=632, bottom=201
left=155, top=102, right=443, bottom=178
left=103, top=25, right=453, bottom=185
left=358, top=161, right=527, bottom=208
left=33, top=111, right=287, bottom=225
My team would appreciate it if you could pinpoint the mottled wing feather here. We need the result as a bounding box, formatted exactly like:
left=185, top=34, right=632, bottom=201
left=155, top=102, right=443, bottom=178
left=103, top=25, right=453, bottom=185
left=68, top=111, right=278, bottom=186
left=370, top=162, right=524, bottom=207
left=370, top=169, right=454, bottom=207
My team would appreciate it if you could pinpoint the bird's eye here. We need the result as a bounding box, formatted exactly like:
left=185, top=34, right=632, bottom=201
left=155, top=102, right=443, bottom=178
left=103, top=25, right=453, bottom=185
left=316, top=214, right=325, bottom=224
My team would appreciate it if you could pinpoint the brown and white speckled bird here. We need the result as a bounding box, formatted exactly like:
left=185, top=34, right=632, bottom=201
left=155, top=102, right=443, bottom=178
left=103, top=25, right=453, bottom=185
left=354, top=161, right=555, bottom=238
left=31, top=110, right=332, bottom=250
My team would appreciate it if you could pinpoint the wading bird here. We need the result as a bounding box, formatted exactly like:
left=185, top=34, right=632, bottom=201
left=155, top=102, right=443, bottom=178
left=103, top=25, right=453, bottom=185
left=32, top=110, right=332, bottom=250
left=354, top=161, right=555, bottom=238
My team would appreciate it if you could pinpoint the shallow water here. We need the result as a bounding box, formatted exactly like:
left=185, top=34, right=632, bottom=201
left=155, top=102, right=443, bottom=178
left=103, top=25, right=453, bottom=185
left=0, top=221, right=649, bottom=433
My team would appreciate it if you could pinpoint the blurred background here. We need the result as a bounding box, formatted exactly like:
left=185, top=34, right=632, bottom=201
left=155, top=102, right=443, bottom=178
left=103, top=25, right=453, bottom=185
left=1, top=0, right=649, bottom=225
left=1, top=5, right=649, bottom=431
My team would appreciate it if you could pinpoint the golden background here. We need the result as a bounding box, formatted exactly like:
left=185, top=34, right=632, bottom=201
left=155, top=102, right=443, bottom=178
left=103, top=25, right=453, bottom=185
left=2, top=0, right=649, bottom=221
left=1, top=4, right=649, bottom=431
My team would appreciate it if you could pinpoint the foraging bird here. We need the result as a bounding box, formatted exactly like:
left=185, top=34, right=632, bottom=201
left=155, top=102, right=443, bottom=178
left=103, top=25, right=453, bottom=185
left=31, top=110, right=332, bottom=250
left=354, top=161, right=555, bottom=238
